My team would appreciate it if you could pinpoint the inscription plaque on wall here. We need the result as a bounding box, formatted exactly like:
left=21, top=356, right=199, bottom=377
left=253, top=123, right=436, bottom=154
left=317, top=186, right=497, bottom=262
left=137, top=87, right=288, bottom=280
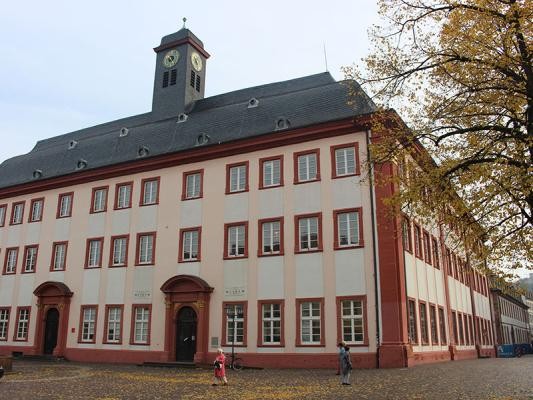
left=224, top=287, right=246, bottom=296
left=133, top=290, right=152, bottom=299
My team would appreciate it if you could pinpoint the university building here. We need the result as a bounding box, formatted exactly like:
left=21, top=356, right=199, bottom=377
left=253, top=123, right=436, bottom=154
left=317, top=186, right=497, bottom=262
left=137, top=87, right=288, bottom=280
left=0, top=27, right=495, bottom=368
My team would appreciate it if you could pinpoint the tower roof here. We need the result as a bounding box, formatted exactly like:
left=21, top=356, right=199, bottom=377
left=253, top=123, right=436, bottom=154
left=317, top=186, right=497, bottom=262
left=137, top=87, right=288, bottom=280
left=159, top=28, right=204, bottom=48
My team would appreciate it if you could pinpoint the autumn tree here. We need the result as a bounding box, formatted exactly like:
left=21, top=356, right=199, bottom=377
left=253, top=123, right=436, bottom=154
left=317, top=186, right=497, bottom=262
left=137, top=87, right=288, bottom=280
left=344, top=0, right=532, bottom=271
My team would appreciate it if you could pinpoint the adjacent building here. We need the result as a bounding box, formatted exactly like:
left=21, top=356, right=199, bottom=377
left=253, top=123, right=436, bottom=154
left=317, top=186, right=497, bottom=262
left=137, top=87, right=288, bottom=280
left=0, top=27, right=496, bottom=368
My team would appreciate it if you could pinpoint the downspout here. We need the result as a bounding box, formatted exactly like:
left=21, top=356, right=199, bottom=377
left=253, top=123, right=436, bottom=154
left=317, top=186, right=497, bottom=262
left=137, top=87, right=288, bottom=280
left=366, top=129, right=381, bottom=368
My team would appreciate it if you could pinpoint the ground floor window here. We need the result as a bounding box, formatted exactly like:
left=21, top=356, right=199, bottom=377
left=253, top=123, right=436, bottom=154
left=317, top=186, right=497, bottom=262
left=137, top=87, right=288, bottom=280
left=0, top=308, right=10, bottom=340
left=297, top=299, right=323, bottom=346
left=15, top=307, right=30, bottom=341
left=79, top=306, right=97, bottom=343
left=339, top=298, right=365, bottom=345
left=260, top=302, right=282, bottom=345
left=132, top=305, right=151, bottom=345
left=408, top=299, right=418, bottom=344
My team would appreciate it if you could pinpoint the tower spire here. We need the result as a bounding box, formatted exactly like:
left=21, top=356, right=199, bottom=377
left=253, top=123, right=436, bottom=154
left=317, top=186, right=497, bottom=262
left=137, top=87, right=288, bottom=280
left=182, top=17, right=187, bottom=29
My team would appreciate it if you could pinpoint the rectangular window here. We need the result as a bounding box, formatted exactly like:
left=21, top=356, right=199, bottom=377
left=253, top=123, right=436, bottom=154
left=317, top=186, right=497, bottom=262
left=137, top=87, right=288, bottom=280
left=0, top=308, right=10, bottom=341
left=402, top=216, right=412, bottom=252
left=115, top=182, right=133, bottom=209
left=182, top=170, right=203, bottom=200
left=340, top=298, right=365, bottom=344
left=91, top=186, right=108, bottom=213
left=23, top=245, right=38, bottom=273
left=179, top=228, right=201, bottom=262
left=445, top=248, right=452, bottom=276
left=431, top=237, right=440, bottom=269
left=11, top=201, right=25, bottom=225
left=15, top=307, right=30, bottom=341
left=79, top=306, right=97, bottom=343
left=295, top=213, right=322, bottom=252
left=140, top=177, right=160, bottom=206
left=51, top=242, right=67, bottom=271
left=294, top=149, right=320, bottom=183
left=136, top=233, right=156, bottom=265
left=298, top=300, right=322, bottom=345
left=259, top=218, right=283, bottom=256
left=423, top=231, right=431, bottom=264
left=224, top=303, right=245, bottom=345
left=110, top=236, right=128, bottom=267
left=104, top=305, right=123, bottom=344
left=465, top=314, right=471, bottom=345
left=57, top=193, right=73, bottom=218
left=224, top=222, right=248, bottom=258
left=458, top=313, right=465, bottom=345
left=419, top=302, right=429, bottom=344
left=408, top=299, right=418, bottom=344
left=260, top=302, right=282, bottom=346
left=29, top=198, right=44, bottom=222
left=0, top=204, right=6, bottom=226
left=334, top=208, right=363, bottom=249
left=331, top=143, right=359, bottom=178
left=414, top=224, right=422, bottom=258
left=429, top=305, right=438, bottom=344
left=438, top=307, right=447, bottom=344
left=452, top=311, right=458, bottom=344
left=226, top=162, right=248, bottom=193
left=85, top=238, right=103, bottom=268
left=132, top=305, right=151, bottom=345
left=4, top=248, right=19, bottom=274
left=260, top=156, right=283, bottom=188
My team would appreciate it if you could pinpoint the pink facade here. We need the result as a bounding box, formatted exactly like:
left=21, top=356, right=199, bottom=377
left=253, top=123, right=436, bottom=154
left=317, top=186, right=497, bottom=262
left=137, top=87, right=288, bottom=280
left=0, top=27, right=495, bottom=368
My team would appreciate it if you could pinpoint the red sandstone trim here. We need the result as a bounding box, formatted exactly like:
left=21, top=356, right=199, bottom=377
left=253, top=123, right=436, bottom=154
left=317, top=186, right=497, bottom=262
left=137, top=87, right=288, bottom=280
left=223, top=221, right=249, bottom=259
left=10, top=201, right=25, bottom=225
left=130, top=304, right=152, bottom=346
left=225, top=161, right=250, bottom=194
left=50, top=241, right=68, bottom=271
left=89, top=186, right=109, bottom=214
left=333, top=208, right=364, bottom=250
left=336, top=295, right=369, bottom=347
left=181, top=169, right=204, bottom=200
left=102, top=304, right=124, bottom=345
left=221, top=301, right=248, bottom=348
left=2, top=247, right=19, bottom=275
left=295, top=297, right=325, bottom=347
left=28, top=197, right=45, bottom=222
left=258, top=155, right=284, bottom=189
left=135, top=232, right=157, bottom=266
left=0, top=203, right=6, bottom=226
left=56, top=192, right=73, bottom=219
left=294, top=212, right=323, bottom=254
left=293, top=148, right=321, bottom=184
left=0, top=306, right=11, bottom=341
left=108, top=235, right=130, bottom=268
left=84, top=237, right=104, bottom=269
left=114, top=181, right=133, bottom=210
left=139, top=176, right=161, bottom=206
left=256, top=299, right=285, bottom=347
left=178, top=227, right=202, bottom=262
left=330, top=142, right=361, bottom=179
left=13, top=306, right=31, bottom=342
left=78, top=305, right=98, bottom=344
left=22, top=244, right=39, bottom=274
left=257, top=217, right=284, bottom=257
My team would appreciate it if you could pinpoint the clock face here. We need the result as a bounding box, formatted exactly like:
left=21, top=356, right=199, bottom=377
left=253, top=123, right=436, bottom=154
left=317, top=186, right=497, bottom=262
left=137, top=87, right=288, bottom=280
left=191, top=52, right=203, bottom=72
left=163, top=49, right=180, bottom=68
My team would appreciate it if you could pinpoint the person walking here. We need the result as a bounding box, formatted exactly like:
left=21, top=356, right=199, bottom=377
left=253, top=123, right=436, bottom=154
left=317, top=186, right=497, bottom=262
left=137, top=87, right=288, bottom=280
left=336, top=341, right=346, bottom=375
left=340, top=345, right=352, bottom=385
left=212, top=348, right=228, bottom=386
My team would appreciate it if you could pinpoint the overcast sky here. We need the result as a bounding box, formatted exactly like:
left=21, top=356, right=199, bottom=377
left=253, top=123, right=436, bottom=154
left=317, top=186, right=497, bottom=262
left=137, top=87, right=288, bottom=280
left=0, top=0, right=378, bottom=163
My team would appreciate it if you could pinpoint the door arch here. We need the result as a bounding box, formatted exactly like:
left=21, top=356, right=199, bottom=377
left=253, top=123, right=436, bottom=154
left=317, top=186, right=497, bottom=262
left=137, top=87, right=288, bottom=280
left=175, top=306, right=198, bottom=362
left=33, top=281, right=73, bottom=357
left=161, top=275, right=213, bottom=363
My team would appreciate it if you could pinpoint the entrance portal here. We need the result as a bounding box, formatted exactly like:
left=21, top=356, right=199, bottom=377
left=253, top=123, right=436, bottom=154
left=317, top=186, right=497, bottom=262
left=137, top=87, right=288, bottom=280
left=175, top=307, right=197, bottom=362
left=43, top=308, right=59, bottom=354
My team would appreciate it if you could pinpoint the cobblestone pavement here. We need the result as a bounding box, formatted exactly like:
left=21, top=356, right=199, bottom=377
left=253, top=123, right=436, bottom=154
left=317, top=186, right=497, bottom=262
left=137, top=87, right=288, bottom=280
left=1, top=356, right=532, bottom=399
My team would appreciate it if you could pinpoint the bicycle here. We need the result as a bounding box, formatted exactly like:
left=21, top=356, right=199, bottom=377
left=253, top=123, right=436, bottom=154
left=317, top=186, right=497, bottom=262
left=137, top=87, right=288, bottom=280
left=227, top=353, right=243, bottom=371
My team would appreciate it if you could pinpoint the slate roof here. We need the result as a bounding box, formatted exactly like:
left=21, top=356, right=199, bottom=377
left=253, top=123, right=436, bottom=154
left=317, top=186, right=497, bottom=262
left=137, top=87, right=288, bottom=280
left=0, top=72, right=376, bottom=190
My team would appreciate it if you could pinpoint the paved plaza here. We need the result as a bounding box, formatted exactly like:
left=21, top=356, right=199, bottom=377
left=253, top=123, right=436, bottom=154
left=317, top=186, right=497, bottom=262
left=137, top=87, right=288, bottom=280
left=1, top=356, right=532, bottom=399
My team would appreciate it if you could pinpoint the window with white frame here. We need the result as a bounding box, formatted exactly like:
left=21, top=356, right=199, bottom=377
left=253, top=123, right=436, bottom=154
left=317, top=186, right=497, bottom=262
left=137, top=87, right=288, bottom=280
left=227, top=224, right=246, bottom=257
left=185, top=172, right=202, bottom=199
left=141, top=179, right=159, bottom=205
left=92, top=188, right=107, bottom=213
left=262, top=158, right=281, bottom=187
left=5, top=248, right=18, bottom=274
left=24, top=246, right=38, bottom=273
left=111, top=237, right=127, bottom=266
left=133, top=306, right=150, bottom=344
left=261, top=220, right=281, bottom=255
left=12, top=202, right=24, bottom=224
left=181, top=229, right=199, bottom=261
left=87, top=239, right=102, bottom=268
left=80, top=307, right=96, bottom=342
left=262, top=303, right=281, bottom=345
left=341, top=299, right=364, bottom=344
left=0, top=309, right=9, bottom=340
left=336, top=211, right=360, bottom=247
left=300, top=301, right=321, bottom=344
left=298, top=216, right=319, bottom=251
left=16, top=308, right=30, bottom=340
left=52, top=243, right=67, bottom=271
left=334, top=146, right=356, bottom=176
left=58, top=194, right=72, bottom=218
left=29, top=199, right=43, bottom=222
left=225, top=304, right=244, bottom=345
left=0, top=205, right=6, bottom=226
left=229, top=164, right=247, bottom=192
left=106, top=306, right=122, bottom=343
left=116, top=183, right=132, bottom=209
left=137, top=234, right=155, bottom=264
left=297, top=153, right=318, bottom=182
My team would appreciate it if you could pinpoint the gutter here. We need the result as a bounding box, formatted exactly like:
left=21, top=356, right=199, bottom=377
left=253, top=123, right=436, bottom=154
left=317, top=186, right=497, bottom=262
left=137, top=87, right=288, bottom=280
left=366, top=129, right=382, bottom=368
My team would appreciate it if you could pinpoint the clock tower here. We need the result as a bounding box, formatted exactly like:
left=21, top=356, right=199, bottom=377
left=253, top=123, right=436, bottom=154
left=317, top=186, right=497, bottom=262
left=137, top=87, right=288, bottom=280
left=151, top=24, right=209, bottom=119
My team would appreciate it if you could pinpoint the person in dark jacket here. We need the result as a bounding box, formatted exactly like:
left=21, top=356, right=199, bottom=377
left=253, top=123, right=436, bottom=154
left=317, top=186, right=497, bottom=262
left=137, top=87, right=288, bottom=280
left=336, top=341, right=346, bottom=375
left=340, top=345, right=352, bottom=385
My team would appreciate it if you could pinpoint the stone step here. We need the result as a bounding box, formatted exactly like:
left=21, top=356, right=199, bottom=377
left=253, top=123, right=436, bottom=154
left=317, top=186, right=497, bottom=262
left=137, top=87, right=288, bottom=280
left=140, top=361, right=197, bottom=368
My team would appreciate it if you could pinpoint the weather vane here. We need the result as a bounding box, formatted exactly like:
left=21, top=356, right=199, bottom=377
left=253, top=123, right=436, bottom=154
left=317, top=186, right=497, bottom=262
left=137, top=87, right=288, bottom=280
left=182, top=17, right=187, bottom=29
